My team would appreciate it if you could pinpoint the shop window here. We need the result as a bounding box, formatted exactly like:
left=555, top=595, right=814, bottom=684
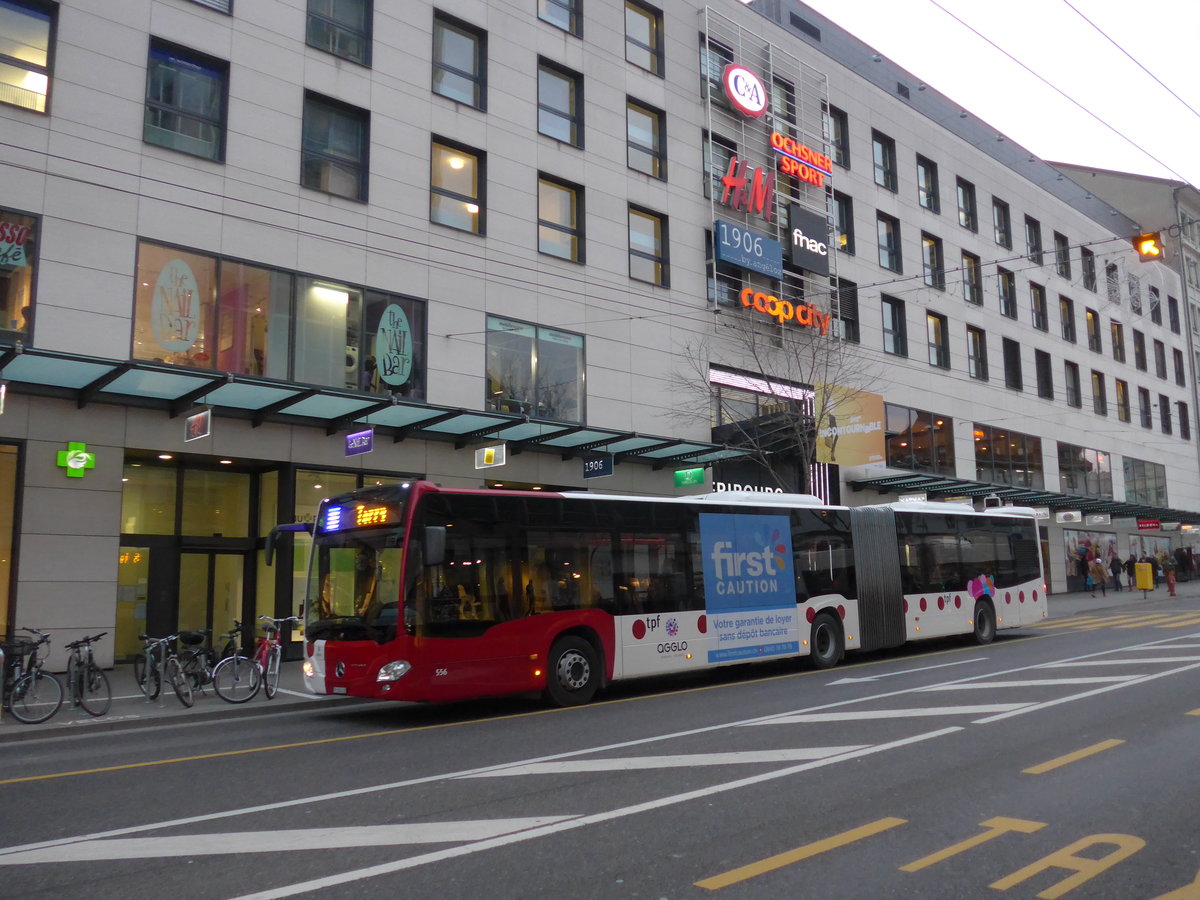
left=182, top=468, right=249, bottom=537
left=301, top=92, right=368, bottom=201
left=362, top=290, right=426, bottom=399
left=144, top=41, right=227, bottom=161
left=486, top=315, right=584, bottom=422
left=307, top=0, right=371, bottom=66
left=215, top=261, right=292, bottom=379
left=430, top=139, right=484, bottom=233
left=976, top=424, right=1043, bottom=489
left=133, top=243, right=217, bottom=368
left=0, top=0, right=53, bottom=113
left=432, top=12, right=485, bottom=108
left=885, top=403, right=954, bottom=474
left=0, top=208, right=36, bottom=341
left=120, top=462, right=178, bottom=535
left=294, top=277, right=361, bottom=390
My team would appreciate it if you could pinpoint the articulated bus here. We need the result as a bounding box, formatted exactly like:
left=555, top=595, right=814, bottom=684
left=296, top=481, right=1045, bottom=706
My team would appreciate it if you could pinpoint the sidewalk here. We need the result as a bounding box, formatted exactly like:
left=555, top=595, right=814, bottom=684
left=0, top=657, right=365, bottom=743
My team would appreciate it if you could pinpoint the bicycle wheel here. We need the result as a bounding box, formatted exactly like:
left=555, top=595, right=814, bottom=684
left=213, top=654, right=261, bottom=703
left=134, top=652, right=161, bottom=700
left=179, top=649, right=210, bottom=691
left=66, top=656, right=80, bottom=708
left=264, top=645, right=282, bottom=699
left=166, top=657, right=193, bottom=708
left=9, top=670, right=64, bottom=724
left=79, top=662, right=111, bottom=717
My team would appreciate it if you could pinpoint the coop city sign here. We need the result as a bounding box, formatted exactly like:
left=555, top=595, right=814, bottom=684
left=739, top=288, right=831, bottom=334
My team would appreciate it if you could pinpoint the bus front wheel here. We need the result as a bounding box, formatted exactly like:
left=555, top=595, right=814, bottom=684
left=972, top=601, right=996, bottom=645
left=545, top=636, right=600, bottom=707
left=810, top=612, right=844, bottom=669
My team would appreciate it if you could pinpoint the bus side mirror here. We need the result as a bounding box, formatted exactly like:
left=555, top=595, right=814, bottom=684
left=425, top=526, right=447, bottom=567
left=265, top=522, right=313, bottom=565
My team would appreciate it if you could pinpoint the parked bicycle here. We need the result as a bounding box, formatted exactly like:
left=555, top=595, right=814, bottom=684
left=63, top=631, right=111, bottom=717
left=253, top=615, right=301, bottom=700
left=211, top=620, right=261, bottom=704
left=179, top=625, right=244, bottom=694
left=2, top=627, right=62, bottom=724
left=134, top=633, right=193, bottom=708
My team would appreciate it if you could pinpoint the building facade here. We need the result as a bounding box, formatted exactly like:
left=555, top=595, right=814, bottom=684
left=1, top=0, right=1196, bottom=665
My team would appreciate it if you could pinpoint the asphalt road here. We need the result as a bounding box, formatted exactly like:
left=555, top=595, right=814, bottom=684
left=1, top=593, right=1198, bottom=899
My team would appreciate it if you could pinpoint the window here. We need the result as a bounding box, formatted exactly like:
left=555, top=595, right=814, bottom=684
left=1085, top=308, right=1101, bottom=352
left=625, top=2, right=662, bottom=75
left=1081, top=246, right=1096, bottom=292
left=827, top=105, right=849, bottom=167
left=538, top=175, right=582, bottom=262
left=1106, top=263, right=1120, bottom=304
left=539, top=0, right=580, bottom=35
left=486, top=316, right=583, bottom=422
left=1168, top=295, right=1181, bottom=333
left=1115, top=379, right=1130, bottom=422
left=301, top=93, right=368, bottom=201
left=916, top=155, right=939, bottom=212
left=1024, top=216, right=1043, bottom=264
left=1174, top=348, right=1185, bottom=386
left=1124, top=456, right=1167, bottom=506
left=0, top=0, right=53, bottom=112
left=833, top=192, right=854, bottom=254
left=0, top=207, right=36, bottom=340
left=835, top=279, right=860, bottom=343
left=1029, top=281, right=1047, bottom=329
left=927, top=312, right=949, bottom=367
left=967, top=326, right=987, bottom=379
left=877, top=212, right=901, bottom=272
left=1054, top=232, right=1070, bottom=278
left=432, top=13, right=485, bottom=108
left=974, top=424, right=1043, bottom=488
left=307, top=0, right=371, bottom=66
left=1128, top=273, right=1142, bottom=315
left=872, top=131, right=897, bottom=191
left=1035, top=349, right=1053, bottom=399
left=771, top=77, right=796, bottom=130
left=1133, top=329, right=1146, bottom=371
left=1159, top=394, right=1172, bottom=434
left=1059, top=295, right=1075, bottom=343
left=956, top=178, right=977, bottom=231
left=702, top=132, right=736, bottom=199
left=538, top=60, right=582, bottom=146
left=882, top=295, right=906, bottom=356
left=1058, top=444, right=1112, bottom=499
left=886, top=404, right=955, bottom=474
left=962, top=251, right=982, bottom=304
left=144, top=41, right=227, bottom=161
left=993, top=198, right=1011, bottom=248
left=921, top=233, right=944, bottom=289
left=1091, top=370, right=1106, bottom=415
left=430, top=139, right=484, bottom=233
left=1003, top=338, right=1022, bottom=390
left=999, top=268, right=1018, bottom=319
left=627, top=99, right=665, bottom=178
left=1153, top=339, right=1167, bottom=379
left=706, top=256, right=740, bottom=308
left=1138, top=387, right=1152, bottom=428
left=1063, top=361, right=1081, bottom=407
left=1178, top=401, right=1191, bottom=441
left=700, top=37, right=733, bottom=93
left=1111, top=321, right=1125, bottom=362
left=629, top=206, right=668, bottom=285
left=1149, top=286, right=1162, bottom=325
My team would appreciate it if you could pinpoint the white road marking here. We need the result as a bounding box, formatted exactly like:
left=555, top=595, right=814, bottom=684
left=461, top=747, right=869, bottom=777
left=1040, top=656, right=1200, bottom=666
left=918, top=677, right=1134, bottom=690
left=826, top=657, right=987, bottom=685
left=0, top=819, right=577, bottom=864
left=753, top=704, right=1029, bottom=723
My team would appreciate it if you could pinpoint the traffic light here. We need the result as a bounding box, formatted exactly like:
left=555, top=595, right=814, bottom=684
left=1134, top=232, right=1165, bottom=261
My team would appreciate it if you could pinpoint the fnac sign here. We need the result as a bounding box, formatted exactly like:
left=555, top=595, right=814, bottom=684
left=722, top=64, right=767, bottom=118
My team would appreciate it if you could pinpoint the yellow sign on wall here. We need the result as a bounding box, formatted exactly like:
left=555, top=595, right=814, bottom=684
left=814, top=384, right=885, bottom=467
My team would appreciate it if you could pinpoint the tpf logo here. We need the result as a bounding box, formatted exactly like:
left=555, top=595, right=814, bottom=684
left=722, top=64, right=767, bottom=118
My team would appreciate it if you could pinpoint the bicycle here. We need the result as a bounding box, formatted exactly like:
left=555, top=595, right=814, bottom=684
left=253, top=615, right=301, bottom=700
left=211, top=620, right=261, bottom=704
left=2, top=628, right=63, bottom=724
left=134, top=633, right=193, bottom=708
left=63, top=631, right=111, bottom=717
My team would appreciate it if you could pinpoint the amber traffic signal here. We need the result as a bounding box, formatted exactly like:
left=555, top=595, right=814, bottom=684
left=1134, top=232, right=1165, bottom=261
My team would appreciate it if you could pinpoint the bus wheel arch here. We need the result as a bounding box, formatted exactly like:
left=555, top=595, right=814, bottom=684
left=972, top=598, right=997, bottom=644
left=809, top=610, right=844, bottom=669
left=545, top=631, right=603, bottom=707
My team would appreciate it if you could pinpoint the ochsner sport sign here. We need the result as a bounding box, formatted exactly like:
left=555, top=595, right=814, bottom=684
left=722, top=64, right=768, bottom=118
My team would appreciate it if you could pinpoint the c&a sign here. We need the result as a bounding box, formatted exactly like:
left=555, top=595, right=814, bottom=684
left=721, top=64, right=768, bottom=118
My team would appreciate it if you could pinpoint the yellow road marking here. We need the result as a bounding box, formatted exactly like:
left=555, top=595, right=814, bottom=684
left=1023, top=739, right=1124, bottom=775
left=1187, top=709, right=1200, bottom=717
left=695, top=817, right=906, bottom=890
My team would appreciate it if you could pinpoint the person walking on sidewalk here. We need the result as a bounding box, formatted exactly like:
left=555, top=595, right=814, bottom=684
left=1125, top=553, right=1138, bottom=589
left=1109, top=554, right=1124, bottom=592
left=1165, top=556, right=1178, bottom=597
left=1088, top=556, right=1108, bottom=598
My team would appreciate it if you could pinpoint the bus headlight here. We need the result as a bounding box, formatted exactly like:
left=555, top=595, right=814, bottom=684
left=376, top=660, right=413, bottom=682
left=302, top=660, right=314, bottom=678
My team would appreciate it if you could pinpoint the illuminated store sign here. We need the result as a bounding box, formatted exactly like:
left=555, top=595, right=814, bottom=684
left=770, top=133, right=833, bottom=188
left=721, top=64, right=767, bottom=118
left=787, top=204, right=831, bottom=276
left=720, top=156, right=775, bottom=222
left=740, top=288, right=831, bottom=334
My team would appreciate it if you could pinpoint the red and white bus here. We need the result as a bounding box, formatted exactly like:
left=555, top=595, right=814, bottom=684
left=296, top=481, right=1045, bottom=706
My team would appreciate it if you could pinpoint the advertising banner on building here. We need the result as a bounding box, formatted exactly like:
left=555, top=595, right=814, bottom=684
left=814, top=384, right=884, bottom=466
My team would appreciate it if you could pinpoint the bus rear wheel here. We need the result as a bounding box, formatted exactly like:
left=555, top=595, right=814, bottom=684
left=972, top=600, right=996, bottom=645
left=810, top=612, right=843, bottom=670
left=545, top=636, right=599, bottom=707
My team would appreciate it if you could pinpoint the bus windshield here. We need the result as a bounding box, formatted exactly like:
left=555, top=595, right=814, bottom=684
left=306, top=531, right=405, bottom=643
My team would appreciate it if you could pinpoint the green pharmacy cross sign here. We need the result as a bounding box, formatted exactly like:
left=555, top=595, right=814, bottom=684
left=57, top=441, right=96, bottom=478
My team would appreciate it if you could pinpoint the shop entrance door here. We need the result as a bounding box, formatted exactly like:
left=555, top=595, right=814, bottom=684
left=178, top=551, right=246, bottom=642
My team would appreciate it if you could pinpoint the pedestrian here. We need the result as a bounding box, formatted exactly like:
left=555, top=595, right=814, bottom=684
left=1124, top=553, right=1138, bottom=589
left=1108, top=554, right=1123, bottom=592
left=1088, top=556, right=1108, bottom=598
left=1165, top=556, right=1177, bottom=597
left=1141, top=553, right=1157, bottom=588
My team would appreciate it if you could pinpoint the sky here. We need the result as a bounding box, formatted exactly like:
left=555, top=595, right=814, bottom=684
left=791, top=0, right=1200, bottom=188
